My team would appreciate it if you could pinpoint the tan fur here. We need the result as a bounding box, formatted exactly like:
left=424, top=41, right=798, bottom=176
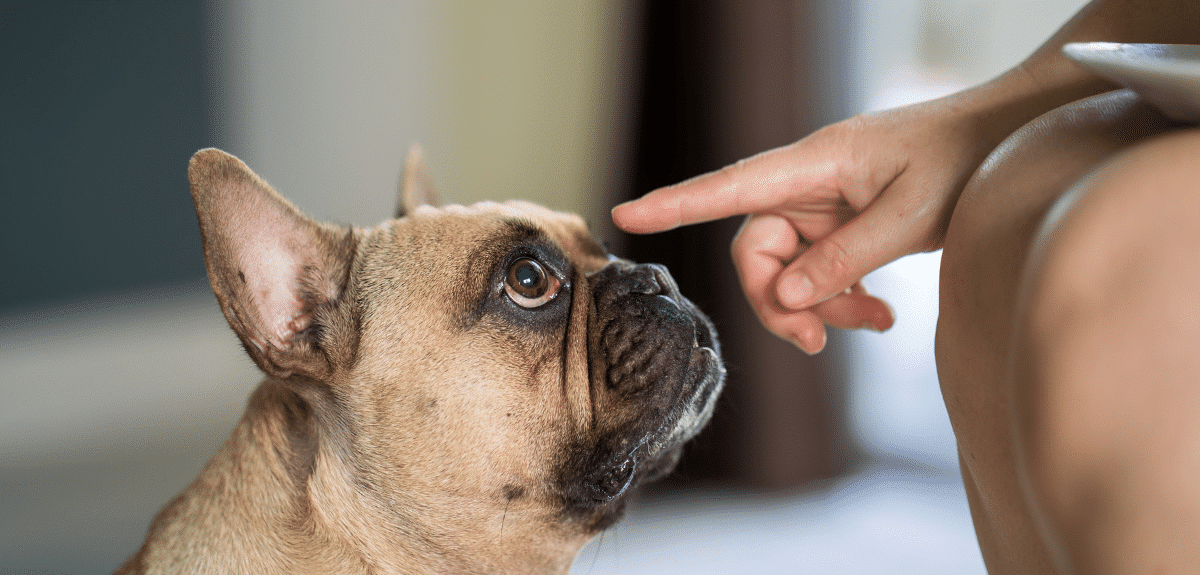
left=116, top=148, right=670, bottom=574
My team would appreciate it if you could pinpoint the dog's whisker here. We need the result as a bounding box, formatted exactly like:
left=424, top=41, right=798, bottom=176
left=500, top=497, right=510, bottom=551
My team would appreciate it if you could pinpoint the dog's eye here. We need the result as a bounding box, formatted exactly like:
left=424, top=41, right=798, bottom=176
left=504, top=258, right=561, bottom=308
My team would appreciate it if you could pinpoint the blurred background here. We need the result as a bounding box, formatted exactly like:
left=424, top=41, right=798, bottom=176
left=1, top=0, right=1089, bottom=573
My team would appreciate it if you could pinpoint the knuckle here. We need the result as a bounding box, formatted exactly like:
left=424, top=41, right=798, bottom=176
left=727, top=157, right=751, bottom=178
left=730, top=217, right=755, bottom=255
left=711, top=158, right=749, bottom=188
left=722, top=159, right=752, bottom=208
left=815, top=237, right=853, bottom=283
left=730, top=236, right=744, bottom=261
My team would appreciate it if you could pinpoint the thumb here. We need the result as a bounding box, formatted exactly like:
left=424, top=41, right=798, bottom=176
left=775, top=203, right=914, bottom=311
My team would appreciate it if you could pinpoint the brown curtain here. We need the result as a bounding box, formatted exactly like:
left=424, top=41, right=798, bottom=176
left=606, top=0, right=859, bottom=490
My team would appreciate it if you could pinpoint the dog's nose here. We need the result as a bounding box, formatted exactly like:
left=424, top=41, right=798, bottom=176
left=588, top=261, right=682, bottom=310
left=627, top=263, right=670, bottom=296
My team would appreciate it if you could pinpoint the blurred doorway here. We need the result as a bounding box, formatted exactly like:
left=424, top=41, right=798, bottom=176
left=612, top=0, right=858, bottom=490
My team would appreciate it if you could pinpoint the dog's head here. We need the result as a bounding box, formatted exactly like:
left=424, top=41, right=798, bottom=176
left=189, top=147, right=724, bottom=571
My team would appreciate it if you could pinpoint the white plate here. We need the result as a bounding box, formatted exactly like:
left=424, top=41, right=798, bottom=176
left=1063, top=42, right=1200, bottom=123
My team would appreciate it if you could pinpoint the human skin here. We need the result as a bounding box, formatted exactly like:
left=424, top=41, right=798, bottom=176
left=939, top=90, right=1196, bottom=573
left=612, top=0, right=1200, bottom=354
left=612, top=0, right=1200, bottom=572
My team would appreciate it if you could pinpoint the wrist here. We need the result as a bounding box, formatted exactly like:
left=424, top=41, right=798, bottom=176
left=934, top=60, right=1114, bottom=163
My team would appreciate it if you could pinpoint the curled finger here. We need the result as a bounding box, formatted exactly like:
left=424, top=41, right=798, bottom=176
left=732, top=214, right=828, bottom=353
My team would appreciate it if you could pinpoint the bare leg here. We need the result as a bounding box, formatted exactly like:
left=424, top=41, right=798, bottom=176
left=1011, top=126, right=1200, bottom=573
left=936, top=89, right=1189, bottom=574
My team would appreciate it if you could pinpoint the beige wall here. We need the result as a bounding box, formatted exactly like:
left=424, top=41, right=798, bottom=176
left=436, top=2, right=617, bottom=216
left=216, top=0, right=619, bottom=228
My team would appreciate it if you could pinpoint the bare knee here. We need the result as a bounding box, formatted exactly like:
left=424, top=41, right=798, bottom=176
left=939, top=90, right=1177, bottom=379
left=1013, top=128, right=1200, bottom=573
left=934, top=91, right=1184, bottom=573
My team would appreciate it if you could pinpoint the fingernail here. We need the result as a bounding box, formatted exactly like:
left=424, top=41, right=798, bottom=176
left=778, top=274, right=814, bottom=309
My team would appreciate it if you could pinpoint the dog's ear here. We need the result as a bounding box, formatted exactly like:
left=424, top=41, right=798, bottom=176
left=189, top=148, right=356, bottom=380
left=395, top=144, right=441, bottom=218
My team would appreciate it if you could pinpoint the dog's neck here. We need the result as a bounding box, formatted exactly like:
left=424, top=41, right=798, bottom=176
left=118, top=380, right=583, bottom=574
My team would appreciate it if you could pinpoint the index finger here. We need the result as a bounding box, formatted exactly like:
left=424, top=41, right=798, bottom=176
left=612, top=145, right=817, bottom=234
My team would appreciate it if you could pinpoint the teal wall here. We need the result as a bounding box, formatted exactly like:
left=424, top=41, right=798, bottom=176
left=1, top=1, right=212, bottom=314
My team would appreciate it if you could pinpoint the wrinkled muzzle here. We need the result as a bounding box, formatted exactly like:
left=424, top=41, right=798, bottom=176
left=583, top=261, right=725, bottom=499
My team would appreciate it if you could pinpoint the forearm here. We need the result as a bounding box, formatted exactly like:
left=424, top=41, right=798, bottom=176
left=925, top=0, right=1200, bottom=187
left=1020, top=0, right=1200, bottom=102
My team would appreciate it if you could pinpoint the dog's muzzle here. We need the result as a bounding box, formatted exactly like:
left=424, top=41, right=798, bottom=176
left=585, top=261, right=725, bottom=496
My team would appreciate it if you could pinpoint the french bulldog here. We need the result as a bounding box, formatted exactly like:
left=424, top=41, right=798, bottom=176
left=115, top=147, right=725, bottom=574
